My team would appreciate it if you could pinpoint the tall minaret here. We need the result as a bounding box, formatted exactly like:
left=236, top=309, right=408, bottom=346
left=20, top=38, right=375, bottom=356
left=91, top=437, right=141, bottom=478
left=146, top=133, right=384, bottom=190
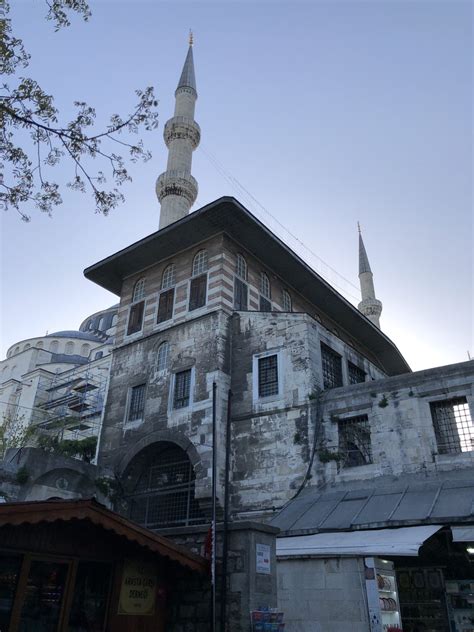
left=357, top=223, right=383, bottom=328
left=156, top=33, right=200, bottom=229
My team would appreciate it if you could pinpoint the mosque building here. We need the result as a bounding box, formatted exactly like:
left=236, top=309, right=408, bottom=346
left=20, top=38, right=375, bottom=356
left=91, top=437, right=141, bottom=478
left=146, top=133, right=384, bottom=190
left=1, top=38, right=474, bottom=632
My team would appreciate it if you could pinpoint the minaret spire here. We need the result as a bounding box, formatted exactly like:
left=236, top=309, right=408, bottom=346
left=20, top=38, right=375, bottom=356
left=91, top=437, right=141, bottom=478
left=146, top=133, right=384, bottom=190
left=357, top=223, right=383, bottom=328
left=156, top=36, right=200, bottom=229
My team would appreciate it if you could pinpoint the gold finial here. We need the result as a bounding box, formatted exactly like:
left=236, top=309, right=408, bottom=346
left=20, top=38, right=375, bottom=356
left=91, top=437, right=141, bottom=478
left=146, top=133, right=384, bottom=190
left=357, top=221, right=361, bottom=234
left=189, top=30, right=194, bottom=46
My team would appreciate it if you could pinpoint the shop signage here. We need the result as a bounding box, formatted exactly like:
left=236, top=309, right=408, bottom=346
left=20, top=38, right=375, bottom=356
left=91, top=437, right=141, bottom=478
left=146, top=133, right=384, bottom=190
left=256, top=543, right=271, bottom=574
left=118, top=559, right=157, bottom=616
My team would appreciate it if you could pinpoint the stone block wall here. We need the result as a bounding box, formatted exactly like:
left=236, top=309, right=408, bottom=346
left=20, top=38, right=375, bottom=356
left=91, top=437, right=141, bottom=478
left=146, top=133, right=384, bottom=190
left=277, top=557, right=369, bottom=632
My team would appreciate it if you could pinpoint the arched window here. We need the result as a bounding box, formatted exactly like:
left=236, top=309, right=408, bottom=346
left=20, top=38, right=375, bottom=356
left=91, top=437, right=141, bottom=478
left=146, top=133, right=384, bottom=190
left=36, top=341, right=44, bottom=349
left=49, top=340, right=59, bottom=353
left=157, top=342, right=169, bottom=371
left=125, top=443, right=204, bottom=529
left=94, top=351, right=104, bottom=360
left=65, top=342, right=74, bottom=355
left=85, top=320, right=92, bottom=330
left=259, top=273, right=271, bottom=312
left=282, top=289, right=292, bottom=312
left=192, top=250, right=208, bottom=277
left=80, top=343, right=90, bottom=357
left=189, top=251, right=208, bottom=311
left=128, top=278, right=146, bottom=335
left=14, top=347, right=20, bottom=355
left=132, top=278, right=146, bottom=303
left=111, top=314, right=118, bottom=327
left=23, top=343, right=31, bottom=351
left=236, top=254, right=247, bottom=280
left=98, top=317, right=105, bottom=331
left=161, top=264, right=176, bottom=290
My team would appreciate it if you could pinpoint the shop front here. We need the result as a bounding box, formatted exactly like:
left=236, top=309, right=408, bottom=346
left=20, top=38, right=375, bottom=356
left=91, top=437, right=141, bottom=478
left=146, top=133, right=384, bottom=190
left=0, top=498, right=208, bottom=632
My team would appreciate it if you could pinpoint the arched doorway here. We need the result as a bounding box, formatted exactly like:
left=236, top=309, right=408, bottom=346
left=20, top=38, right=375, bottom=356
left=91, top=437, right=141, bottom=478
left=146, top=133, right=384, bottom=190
left=123, top=442, right=205, bottom=529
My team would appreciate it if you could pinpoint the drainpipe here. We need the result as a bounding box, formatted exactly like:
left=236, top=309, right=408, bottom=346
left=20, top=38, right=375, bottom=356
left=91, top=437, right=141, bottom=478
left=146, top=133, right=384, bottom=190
left=211, top=381, right=217, bottom=632
left=220, top=389, right=232, bottom=631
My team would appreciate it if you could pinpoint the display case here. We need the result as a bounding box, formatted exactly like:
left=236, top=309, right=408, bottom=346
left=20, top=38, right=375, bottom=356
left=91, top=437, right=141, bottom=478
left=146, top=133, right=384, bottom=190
left=365, top=557, right=403, bottom=632
left=446, top=579, right=474, bottom=632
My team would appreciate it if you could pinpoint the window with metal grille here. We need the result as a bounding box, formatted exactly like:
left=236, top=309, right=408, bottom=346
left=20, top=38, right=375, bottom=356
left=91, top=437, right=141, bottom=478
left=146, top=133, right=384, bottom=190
left=234, top=277, right=248, bottom=310
left=260, top=273, right=271, bottom=298
left=258, top=355, right=278, bottom=398
left=174, top=369, right=192, bottom=409
left=189, top=275, right=207, bottom=311
left=338, top=415, right=372, bottom=467
left=430, top=397, right=474, bottom=454
left=133, top=278, right=146, bottom=302
left=127, top=300, right=144, bottom=335
left=236, top=254, right=247, bottom=280
left=127, top=444, right=205, bottom=529
left=157, top=288, right=174, bottom=323
left=348, top=362, right=366, bottom=384
left=282, top=290, right=292, bottom=312
left=128, top=384, right=146, bottom=421
left=192, top=250, right=208, bottom=276
left=321, top=343, right=343, bottom=389
left=161, top=264, right=175, bottom=290
left=157, top=342, right=169, bottom=371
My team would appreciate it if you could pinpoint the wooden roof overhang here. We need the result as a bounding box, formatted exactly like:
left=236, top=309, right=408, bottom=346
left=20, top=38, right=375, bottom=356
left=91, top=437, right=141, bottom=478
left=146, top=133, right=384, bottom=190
left=84, top=196, right=410, bottom=376
left=0, top=498, right=207, bottom=574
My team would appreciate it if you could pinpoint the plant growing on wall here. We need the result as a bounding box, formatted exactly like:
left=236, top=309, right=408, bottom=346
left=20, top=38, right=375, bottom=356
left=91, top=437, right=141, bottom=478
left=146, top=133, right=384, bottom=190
left=0, top=412, right=35, bottom=456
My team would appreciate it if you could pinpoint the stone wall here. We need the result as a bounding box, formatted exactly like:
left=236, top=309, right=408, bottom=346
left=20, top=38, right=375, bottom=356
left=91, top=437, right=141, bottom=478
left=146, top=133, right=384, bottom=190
left=163, top=521, right=279, bottom=632
left=277, top=557, right=369, bottom=632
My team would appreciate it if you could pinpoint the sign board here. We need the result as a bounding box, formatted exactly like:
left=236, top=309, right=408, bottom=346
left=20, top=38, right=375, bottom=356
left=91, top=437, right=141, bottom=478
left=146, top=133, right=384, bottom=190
left=256, top=543, right=271, bottom=575
left=118, top=559, right=157, bottom=616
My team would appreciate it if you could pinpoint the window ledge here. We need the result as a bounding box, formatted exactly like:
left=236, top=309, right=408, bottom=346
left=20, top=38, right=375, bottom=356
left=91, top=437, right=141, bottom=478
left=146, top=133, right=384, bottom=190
left=335, top=464, right=381, bottom=483
left=434, top=452, right=474, bottom=467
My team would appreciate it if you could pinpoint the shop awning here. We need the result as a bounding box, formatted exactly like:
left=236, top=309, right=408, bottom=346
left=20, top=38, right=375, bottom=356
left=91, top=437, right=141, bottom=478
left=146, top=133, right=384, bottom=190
left=277, top=525, right=443, bottom=558
left=452, top=526, right=474, bottom=542
left=0, top=498, right=208, bottom=573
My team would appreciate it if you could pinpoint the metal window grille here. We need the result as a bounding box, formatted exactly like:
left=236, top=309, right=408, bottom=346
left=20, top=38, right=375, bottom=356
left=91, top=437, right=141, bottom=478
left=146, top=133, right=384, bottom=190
left=321, top=343, right=343, bottom=389
left=260, top=273, right=271, bottom=298
left=174, top=369, right=191, bottom=409
left=128, top=384, right=146, bottom=421
left=348, top=362, right=366, bottom=385
left=157, top=342, right=169, bottom=371
left=161, top=264, right=175, bottom=289
left=192, top=250, right=208, bottom=276
left=236, top=254, right=247, bottom=280
left=258, top=355, right=278, bottom=397
left=282, top=290, right=292, bottom=312
left=430, top=397, right=474, bottom=454
left=128, top=445, right=204, bottom=528
left=338, top=414, right=372, bottom=467
left=133, top=278, right=146, bottom=302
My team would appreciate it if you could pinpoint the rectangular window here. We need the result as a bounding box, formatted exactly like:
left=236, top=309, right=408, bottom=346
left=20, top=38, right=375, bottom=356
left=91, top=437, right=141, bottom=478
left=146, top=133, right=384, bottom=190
left=127, top=301, right=144, bottom=335
left=338, top=415, right=372, bottom=467
left=430, top=397, right=474, bottom=454
left=260, top=296, right=271, bottom=312
left=321, top=343, right=343, bottom=389
left=128, top=384, right=146, bottom=421
left=258, top=355, right=278, bottom=398
left=234, top=277, right=248, bottom=310
left=348, top=361, right=366, bottom=385
left=189, top=275, right=207, bottom=311
left=174, top=369, right=192, bottom=409
left=157, top=288, right=174, bottom=323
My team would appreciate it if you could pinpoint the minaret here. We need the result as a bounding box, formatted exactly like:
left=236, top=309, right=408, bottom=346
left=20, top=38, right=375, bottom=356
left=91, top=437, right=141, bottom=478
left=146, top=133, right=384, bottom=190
left=156, top=33, right=200, bottom=229
left=357, top=223, right=383, bottom=328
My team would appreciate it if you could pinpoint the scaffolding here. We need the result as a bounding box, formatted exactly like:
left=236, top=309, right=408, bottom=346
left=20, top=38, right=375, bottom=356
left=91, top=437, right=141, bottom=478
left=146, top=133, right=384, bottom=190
left=33, top=359, right=110, bottom=445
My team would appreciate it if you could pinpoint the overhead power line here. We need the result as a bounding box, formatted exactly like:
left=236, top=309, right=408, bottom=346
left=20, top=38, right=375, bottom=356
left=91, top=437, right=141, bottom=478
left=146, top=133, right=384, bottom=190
left=199, top=144, right=361, bottom=303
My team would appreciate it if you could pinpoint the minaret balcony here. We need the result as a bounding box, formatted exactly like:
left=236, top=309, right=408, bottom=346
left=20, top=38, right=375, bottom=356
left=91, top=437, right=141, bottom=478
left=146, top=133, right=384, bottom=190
left=156, top=171, right=198, bottom=206
left=163, top=117, right=201, bottom=150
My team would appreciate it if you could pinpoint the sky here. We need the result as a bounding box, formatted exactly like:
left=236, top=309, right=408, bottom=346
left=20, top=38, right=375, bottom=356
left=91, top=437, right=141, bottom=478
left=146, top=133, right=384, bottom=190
left=1, top=0, right=472, bottom=372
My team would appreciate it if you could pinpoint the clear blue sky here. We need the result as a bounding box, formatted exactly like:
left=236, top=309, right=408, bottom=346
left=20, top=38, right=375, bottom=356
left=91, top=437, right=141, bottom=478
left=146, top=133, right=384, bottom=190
left=1, top=0, right=472, bottom=371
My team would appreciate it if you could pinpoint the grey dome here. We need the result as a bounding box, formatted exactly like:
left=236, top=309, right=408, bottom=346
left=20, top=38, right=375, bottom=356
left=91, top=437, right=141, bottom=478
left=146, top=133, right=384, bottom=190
left=47, top=330, right=103, bottom=342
